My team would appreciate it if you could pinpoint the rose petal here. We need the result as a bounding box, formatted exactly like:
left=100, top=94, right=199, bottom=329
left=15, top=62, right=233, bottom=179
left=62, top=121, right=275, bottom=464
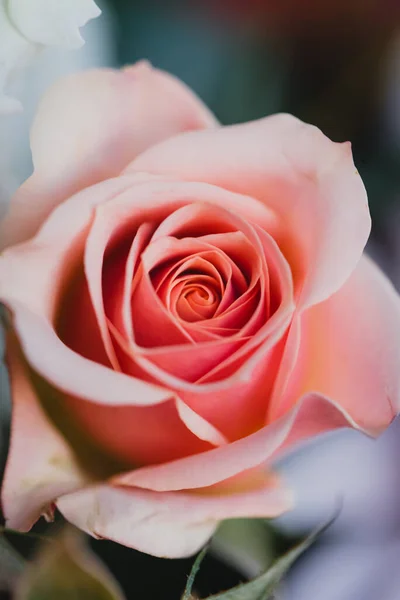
left=0, top=178, right=285, bottom=411
left=0, top=178, right=183, bottom=409
left=269, top=255, right=400, bottom=432
left=0, top=175, right=141, bottom=323
left=108, top=321, right=278, bottom=440
left=64, top=395, right=217, bottom=466
left=0, top=63, right=217, bottom=249
left=85, top=216, right=156, bottom=369
left=114, top=393, right=357, bottom=491
left=175, top=399, right=228, bottom=446
left=124, top=218, right=294, bottom=439
left=129, top=114, right=370, bottom=308
left=2, top=335, right=87, bottom=531
left=7, top=304, right=174, bottom=408
left=131, top=266, right=195, bottom=346
left=128, top=333, right=249, bottom=383
left=57, top=477, right=292, bottom=558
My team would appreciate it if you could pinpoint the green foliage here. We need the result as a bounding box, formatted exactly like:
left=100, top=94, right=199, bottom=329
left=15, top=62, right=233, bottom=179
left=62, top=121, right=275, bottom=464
left=211, top=518, right=274, bottom=575
left=0, top=534, right=24, bottom=590
left=182, top=516, right=336, bottom=600
left=15, top=529, right=125, bottom=600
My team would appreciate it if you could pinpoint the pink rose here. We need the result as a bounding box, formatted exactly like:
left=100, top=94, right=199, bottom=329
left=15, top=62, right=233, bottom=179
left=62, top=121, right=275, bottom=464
left=1, top=62, right=400, bottom=558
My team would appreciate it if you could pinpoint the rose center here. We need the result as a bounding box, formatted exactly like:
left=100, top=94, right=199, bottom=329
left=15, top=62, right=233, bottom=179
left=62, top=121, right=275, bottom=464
left=174, top=276, right=221, bottom=322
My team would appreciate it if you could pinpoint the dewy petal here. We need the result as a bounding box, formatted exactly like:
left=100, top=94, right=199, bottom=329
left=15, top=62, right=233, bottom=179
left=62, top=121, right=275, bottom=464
left=129, top=114, right=370, bottom=308
left=0, top=63, right=218, bottom=249
left=57, top=477, right=292, bottom=558
left=2, top=335, right=87, bottom=531
left=8, top=0, right=101, bottom=48
left=114, top=393, right=356, bottom=492
left=269, top=255, right=400, bottom=433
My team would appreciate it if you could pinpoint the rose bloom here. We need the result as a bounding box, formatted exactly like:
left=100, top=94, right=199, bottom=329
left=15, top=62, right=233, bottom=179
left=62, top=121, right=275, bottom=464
left=1, top=62, right=400, bottom=558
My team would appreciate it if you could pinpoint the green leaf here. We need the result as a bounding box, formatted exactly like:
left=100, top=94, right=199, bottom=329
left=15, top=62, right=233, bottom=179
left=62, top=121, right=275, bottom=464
left=0, top=534, right=24, bottom=589
left=211, top=519, right=274, bottom=576
left=15, top=528, right=126, bottom=600
left=187, top=513, right=337, bottom=600
left=208, top=515, right=336, bottom=600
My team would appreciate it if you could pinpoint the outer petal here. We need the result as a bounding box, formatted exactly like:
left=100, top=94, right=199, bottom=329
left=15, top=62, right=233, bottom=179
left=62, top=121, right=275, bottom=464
left=2, top=335, right=87, bottom=531
left=63, top=391, right=224, bottom=467
left=114, top=394, right=357, bottom=492
left=128, top=114, right=370, bottom=308
left=57, top=478, right=292, bottom=558
left=269, top=255, right=400, bottom=432
left=0, top=177, right=176, bottom=408
left=0, top=62, right=218, bottom=249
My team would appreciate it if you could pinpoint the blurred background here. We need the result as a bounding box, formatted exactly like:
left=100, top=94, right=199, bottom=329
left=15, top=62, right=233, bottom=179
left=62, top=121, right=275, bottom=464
left=2, top=1, right=400, bottom=598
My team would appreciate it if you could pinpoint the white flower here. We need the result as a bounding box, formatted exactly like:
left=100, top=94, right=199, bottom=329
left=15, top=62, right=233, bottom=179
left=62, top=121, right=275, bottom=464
left=0, top=0, right=101, bottom=113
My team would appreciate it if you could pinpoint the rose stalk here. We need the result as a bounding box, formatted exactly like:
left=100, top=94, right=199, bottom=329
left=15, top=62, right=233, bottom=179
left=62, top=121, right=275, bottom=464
left=0, top=62, right=400, bottom=558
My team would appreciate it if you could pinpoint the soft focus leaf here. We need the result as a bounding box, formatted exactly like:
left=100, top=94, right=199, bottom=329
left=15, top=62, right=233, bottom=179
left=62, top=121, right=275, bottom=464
left=15, top=528, right=125, bottom=600
left=200, top=515, right=337, bottom=600
left=0, top=534, right=24, bottom=590
left=211, top=519, right=274, bottom=577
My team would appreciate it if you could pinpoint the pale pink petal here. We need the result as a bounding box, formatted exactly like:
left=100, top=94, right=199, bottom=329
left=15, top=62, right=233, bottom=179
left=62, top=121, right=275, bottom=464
left=4, top=304, right=224, bottom=467
left=0, top=175, right=141, bottom=321
left=64, top=395, right=216, bottom=466
left=175, top=399, right=228, bottom=446
left=129, top=114, right=370, bottom=308
left=269, top=255, right=400, bottom=433
left=111, top=327, right=281, bottom=440
left=0, top=178, right=180, bottom=408
left=2, top=336, right=87, bottom=531
left=6, top=303, right=174, bottom=408
left=57, top=478, right=292, bottom=558
left=114, top=393, right=356, bottom=491
left=0, top=178, right=287, bottom=410
left=0, top=63, right=218, bottom=249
